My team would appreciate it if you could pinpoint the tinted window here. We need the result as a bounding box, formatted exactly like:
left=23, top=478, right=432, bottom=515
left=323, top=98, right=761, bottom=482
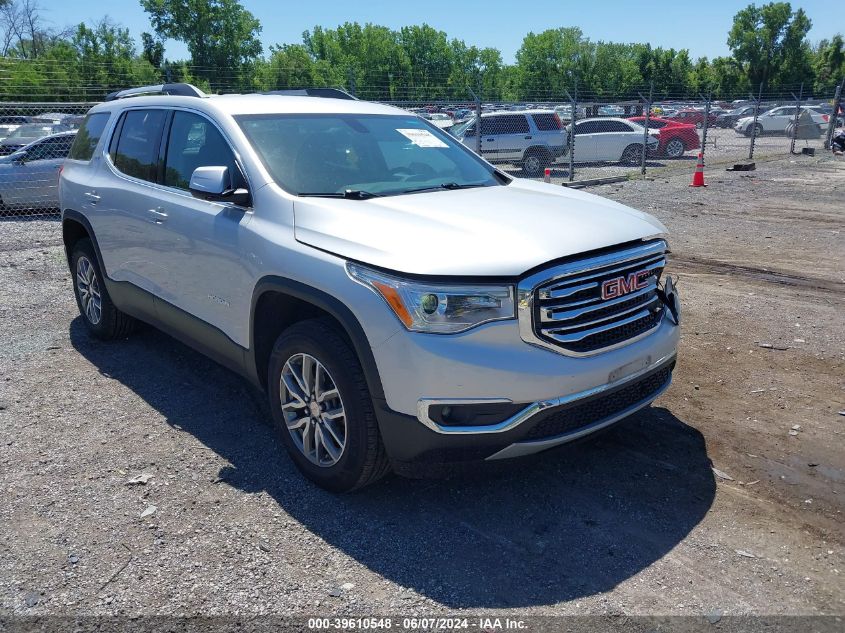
left=68, top=113, right=110, bottom=161
left=26, top=135, right=75, bottom=161
left=164, top=111, right=240, bottom=190
left=647, top=120, right=667, bottom=129
left=531, top=113, right=561, bottom=131
left=594, top=120, right=633, bottom=133
left=492, top=115, right=530, bottom=134
left=111, top=110, right=166, bottom=182
left=575, top=120, right=600, bottom=134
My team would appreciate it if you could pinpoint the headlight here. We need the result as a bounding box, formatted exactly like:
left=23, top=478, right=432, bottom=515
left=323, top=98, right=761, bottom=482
left=347, top=263, right=515, bottom=333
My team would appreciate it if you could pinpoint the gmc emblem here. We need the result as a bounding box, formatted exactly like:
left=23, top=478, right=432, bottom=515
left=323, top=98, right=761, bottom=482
left=601, top=270, right=651, bottom=300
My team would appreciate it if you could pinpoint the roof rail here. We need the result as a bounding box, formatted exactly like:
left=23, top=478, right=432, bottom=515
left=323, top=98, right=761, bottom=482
left=105, top=83, right=206, bottom=102
left=261, top=87, right=358, bottom=100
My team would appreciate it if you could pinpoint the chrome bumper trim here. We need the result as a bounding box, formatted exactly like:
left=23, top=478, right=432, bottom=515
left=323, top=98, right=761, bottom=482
left=415, top=351, right=676, bottom=435
left=485, top=372, right=673, bottom=460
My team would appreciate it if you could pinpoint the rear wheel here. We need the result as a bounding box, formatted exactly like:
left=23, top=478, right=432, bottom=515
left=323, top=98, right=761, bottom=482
left=620, top=144, right=643, bottom=165
left=664, top=138, right=686, bottom=158
left=695, top=121, right=703, bottom=130
left=268, top=319, right=391, bottom=492
left=70, top=238, right=135, bottom=339
left=522, top=148, right=549, bottom=177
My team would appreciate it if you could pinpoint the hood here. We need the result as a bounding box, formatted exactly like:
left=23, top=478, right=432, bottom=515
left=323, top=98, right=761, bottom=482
left=293, top=179, right=667, bottom=277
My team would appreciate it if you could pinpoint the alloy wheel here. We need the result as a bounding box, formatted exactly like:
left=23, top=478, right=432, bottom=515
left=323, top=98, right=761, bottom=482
left=523, top=154, right=542, bottom=176
left=665, top=139, right=685, bottom=158
left=279, top=353, right=347, bottom=467
left=76, top=256, right=102, bottom=325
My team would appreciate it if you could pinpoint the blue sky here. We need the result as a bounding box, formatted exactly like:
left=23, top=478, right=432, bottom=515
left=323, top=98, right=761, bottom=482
left=39, top=0, right=839, bottom=63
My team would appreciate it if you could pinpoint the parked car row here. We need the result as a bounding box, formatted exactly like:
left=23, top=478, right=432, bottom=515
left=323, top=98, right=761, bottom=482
left=447, top=110, right=667, bottom=172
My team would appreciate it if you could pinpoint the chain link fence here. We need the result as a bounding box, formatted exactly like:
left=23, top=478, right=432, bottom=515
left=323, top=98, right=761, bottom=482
left=0, top=66, right=842, bottom=220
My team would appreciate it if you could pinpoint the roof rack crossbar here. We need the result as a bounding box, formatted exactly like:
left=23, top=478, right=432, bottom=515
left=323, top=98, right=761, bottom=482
left=105, top=83, right=206, bottom=102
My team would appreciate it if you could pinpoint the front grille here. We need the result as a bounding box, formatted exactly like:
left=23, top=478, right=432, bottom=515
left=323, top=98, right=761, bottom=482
left=524, top=364, right=673, bottom=440
left=522, top=240, right=667, bottom=355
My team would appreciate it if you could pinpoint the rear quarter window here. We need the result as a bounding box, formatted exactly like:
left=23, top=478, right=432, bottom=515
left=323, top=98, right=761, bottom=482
left=68, top=113, right=111, bottom=161
left=531, top=113, right=561, bottom=131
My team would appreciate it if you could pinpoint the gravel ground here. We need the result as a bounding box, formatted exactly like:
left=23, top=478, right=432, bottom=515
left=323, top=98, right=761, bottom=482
left=1, top=153, right=843, bottom=620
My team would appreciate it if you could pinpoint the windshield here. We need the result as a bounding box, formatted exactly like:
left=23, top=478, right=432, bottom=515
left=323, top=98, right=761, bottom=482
left=236, top=113, right=500, bottom=197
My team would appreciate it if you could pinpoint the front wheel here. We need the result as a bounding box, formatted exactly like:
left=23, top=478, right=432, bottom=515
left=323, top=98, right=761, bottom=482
left=268, top=319, right=391, bottom=492
left=664, top=138, right=686, bottom=158
left=620, top=144, right=643, bottom=165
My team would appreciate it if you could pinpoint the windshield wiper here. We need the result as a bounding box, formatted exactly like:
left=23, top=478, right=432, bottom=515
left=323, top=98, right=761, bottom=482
left=298, top=189, right=382, bottom=200
left=400, top=181, right=489, bottom=195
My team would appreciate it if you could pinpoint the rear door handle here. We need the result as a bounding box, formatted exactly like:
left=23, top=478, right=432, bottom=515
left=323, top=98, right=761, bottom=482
left=148, top=207, right=168, bottom=224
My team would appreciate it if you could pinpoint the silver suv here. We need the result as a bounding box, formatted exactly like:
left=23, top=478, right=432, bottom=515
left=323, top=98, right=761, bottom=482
left=451, top=110, right=567, bottom=177
left=60, top=83, right=680, bottom=491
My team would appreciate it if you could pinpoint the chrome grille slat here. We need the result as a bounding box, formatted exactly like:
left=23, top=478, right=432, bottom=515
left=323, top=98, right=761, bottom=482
left=547, top=309, right=655, bottom=343
left=518, top=239, right=668, bottom=356
left=542, top=282, right=658, bottom=322
left=541, top=256, right=666, bottom=297
left=544, top=293, right=660, bottom=330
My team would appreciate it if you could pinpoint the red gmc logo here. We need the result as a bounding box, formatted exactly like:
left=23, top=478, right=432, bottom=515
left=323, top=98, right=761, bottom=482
left=601, top=270, right=651, bottom=300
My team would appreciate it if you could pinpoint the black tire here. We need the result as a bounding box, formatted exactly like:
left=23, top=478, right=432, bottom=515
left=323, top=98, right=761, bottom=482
left=620, top=144, right=643, bottom=165
left=267, top=318, right=391, bottom=492
left=522, top=148, right=550, bottom=177
left=70, top=238, right=136, bottom=340
left=695, top=121, right=703, bottom=130
left=746, top=123, right=763, bottom=138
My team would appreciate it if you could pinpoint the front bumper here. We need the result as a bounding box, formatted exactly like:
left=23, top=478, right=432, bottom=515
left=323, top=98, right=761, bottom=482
left=376, top=353, right=675, bottom=468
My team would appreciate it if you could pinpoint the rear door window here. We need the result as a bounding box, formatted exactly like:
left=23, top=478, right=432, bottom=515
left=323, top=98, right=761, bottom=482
left=531, top=113, right=561, bottom=131
left=110, top=109, right=166, bottom=182
left=26, top=135, right=75, bottom=161
left=488, top=114, right=531, bottom=134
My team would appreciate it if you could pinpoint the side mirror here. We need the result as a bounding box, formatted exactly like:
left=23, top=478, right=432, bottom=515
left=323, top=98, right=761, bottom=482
left=189, top=165, right=250, bottom=207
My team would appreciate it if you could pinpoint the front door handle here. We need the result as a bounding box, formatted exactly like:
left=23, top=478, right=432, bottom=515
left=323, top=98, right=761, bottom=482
left=83, top=191, right=100, bottom=204
left=486, top=138, right=495, bottom=142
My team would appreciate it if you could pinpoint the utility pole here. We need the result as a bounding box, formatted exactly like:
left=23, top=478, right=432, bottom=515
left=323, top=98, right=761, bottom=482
left=824, top=77, right=844, bottom=150
left=638, top=80, right=654, bottom=175
left=789, top=83, right=804, bottom=154
left=699, top=89, right=712, bottom=160
left=564, top=77, right=578, bottom=182
left=748, top=82, right=763, bottom=160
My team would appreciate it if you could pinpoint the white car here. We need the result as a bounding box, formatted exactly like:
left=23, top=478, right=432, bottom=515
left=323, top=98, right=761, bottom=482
left=568, top=118, right=659, bottom=164
left=422, top=113, right=453, bottom=129
left=734, top=106, right=826, bottom=136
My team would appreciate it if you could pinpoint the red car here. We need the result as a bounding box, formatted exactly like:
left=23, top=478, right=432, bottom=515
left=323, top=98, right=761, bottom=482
left=628, top=117, right=701, bottom=158
left=661, top=108, right=717, bottom=129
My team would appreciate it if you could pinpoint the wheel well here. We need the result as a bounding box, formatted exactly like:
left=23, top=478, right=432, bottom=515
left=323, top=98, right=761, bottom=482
left=62, top=218, right=90, bottom=265
left=252, top=291, right=355, bottom=391
left=523, top=146, right=550, bottom=161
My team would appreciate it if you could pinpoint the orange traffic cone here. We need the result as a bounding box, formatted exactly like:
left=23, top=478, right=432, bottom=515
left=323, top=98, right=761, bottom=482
left=689, top=152, right=707, bottom=187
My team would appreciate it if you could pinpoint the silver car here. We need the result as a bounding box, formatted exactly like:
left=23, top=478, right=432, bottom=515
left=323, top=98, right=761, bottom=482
left=60, top=84, right=679, bottom=491
left=0, top=131, right=75, bottom=212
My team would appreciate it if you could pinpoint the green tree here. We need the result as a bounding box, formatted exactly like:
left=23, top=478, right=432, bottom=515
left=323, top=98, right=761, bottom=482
left=812, top=35, right=844, bottom=94
left=514, top=28, right=593, bottom=100
left=727, top=2, right=813, bottom=92
left=140, top=0, right=262, bottom=89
